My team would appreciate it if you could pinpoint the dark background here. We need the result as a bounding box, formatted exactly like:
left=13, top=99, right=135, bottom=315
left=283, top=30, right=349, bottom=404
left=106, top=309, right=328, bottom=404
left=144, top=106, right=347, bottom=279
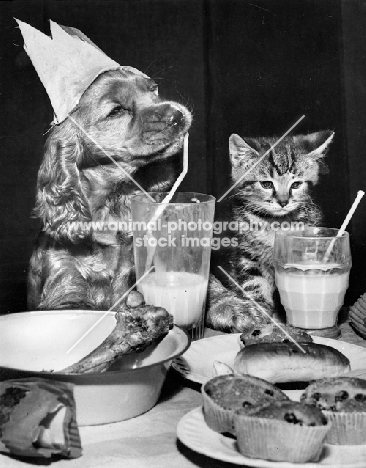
left=1, top=0, right=365, bottom=314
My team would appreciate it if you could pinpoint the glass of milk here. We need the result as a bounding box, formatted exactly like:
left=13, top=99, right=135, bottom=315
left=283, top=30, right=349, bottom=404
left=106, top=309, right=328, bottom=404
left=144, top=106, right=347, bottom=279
left=131, top=192, right=215, bottom=340
left=273, top=227, right=351, bottom=331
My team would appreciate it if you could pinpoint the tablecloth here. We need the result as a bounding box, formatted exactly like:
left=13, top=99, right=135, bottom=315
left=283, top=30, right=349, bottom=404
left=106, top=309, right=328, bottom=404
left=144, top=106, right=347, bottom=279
left=1, top=321, right=365, bottom=468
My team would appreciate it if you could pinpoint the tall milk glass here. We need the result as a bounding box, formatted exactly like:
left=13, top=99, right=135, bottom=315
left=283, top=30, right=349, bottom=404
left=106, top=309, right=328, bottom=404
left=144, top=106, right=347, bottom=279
left=131, top=192, right=215, bottom=340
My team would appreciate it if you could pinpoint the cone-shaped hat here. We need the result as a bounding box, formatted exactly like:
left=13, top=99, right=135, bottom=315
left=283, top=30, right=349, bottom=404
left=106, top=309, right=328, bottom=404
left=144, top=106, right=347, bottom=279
left=15, top=19, right=146, bottom=124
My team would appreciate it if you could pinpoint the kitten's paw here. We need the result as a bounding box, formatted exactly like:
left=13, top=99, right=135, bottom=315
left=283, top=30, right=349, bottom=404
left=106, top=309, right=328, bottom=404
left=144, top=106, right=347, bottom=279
left=206, top=295, right=273, bottom=334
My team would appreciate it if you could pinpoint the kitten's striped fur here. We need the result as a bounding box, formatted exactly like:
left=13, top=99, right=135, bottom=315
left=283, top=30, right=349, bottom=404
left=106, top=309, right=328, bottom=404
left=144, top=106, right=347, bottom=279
left=206, top=131, right=334, bottom=332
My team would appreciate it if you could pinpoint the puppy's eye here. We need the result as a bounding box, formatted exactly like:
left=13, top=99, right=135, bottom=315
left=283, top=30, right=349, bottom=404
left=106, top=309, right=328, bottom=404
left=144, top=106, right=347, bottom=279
left=291, top=181, right=303, bottom=190
left=150, top=82, right=158, bottom=94
left=260, top=181, right=274, bottom=190
left=107, top=105, right=130, bottom=118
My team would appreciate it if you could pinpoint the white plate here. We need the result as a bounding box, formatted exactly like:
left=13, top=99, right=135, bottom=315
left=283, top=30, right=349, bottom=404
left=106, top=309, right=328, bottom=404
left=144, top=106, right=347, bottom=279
left=172, top=334, right=366, bottom=385
left=177, top=407, right=366, bottom=468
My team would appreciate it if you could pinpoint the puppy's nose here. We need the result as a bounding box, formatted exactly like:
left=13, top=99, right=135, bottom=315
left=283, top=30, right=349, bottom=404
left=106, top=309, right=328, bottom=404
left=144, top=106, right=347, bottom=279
left=168, top=109, right=184, bottom=127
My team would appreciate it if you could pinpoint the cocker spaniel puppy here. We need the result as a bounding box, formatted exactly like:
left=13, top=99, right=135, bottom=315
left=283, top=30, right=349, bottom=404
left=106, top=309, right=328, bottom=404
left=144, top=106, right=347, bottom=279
left=28, top=68, right=192, bottom=311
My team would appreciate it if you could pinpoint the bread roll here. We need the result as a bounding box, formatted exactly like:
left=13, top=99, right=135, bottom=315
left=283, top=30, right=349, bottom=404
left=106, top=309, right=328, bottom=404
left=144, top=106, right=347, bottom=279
left=234, top=342, right=350, bottom=383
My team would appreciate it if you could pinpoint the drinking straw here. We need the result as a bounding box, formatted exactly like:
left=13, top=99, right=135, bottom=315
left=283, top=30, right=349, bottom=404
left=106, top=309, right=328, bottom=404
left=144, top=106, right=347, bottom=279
left=323, top=190, right=365, bottom=262
left=143, top=133, right=189, bottom=271
left=149, top=133, right=189, bottom=226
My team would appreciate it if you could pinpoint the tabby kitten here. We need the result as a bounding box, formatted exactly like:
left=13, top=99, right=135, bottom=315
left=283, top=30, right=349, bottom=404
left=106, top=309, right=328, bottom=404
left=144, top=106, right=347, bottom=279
left=206, top=130, right=334, bottom=333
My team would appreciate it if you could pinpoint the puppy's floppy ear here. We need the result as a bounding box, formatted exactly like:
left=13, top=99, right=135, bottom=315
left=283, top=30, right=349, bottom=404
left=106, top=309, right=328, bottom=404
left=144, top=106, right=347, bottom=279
left=34, top=122, right=91, bottom=243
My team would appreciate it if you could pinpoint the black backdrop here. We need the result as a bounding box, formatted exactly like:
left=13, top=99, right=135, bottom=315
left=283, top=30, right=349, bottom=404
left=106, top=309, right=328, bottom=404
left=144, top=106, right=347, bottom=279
left=1, top=0, right=365, bottom=314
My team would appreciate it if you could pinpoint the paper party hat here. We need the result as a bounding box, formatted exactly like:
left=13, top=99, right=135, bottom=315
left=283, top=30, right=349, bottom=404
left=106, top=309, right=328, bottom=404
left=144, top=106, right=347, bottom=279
left=15, top=19, right=146, bottom=125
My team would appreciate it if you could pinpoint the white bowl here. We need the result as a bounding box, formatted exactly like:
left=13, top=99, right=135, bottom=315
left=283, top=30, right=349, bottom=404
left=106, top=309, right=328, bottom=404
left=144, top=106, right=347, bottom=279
left=0, top=311, right=189, bottom=425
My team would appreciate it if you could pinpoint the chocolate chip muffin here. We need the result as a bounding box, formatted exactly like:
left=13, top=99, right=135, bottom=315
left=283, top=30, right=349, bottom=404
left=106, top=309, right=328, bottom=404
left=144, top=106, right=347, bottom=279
left=240, top=323, right=313, bottom=347
left=246, top=400, right=328, bottom=425
left=234, top=401, right=330, bottom=463
left=301, top=376, right=366, bottom=411
left=301, top=377, right=366, bottom=444
left=201, top=374, right=289, bottom=434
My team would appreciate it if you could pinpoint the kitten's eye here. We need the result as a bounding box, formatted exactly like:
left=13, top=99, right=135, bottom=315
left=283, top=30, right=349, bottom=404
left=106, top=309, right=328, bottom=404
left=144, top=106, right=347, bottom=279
left=291, top=181, right=303, bottom=190
left=107, top=105, right=131, bottom=118
left=260, top=181, right=274, bottom=190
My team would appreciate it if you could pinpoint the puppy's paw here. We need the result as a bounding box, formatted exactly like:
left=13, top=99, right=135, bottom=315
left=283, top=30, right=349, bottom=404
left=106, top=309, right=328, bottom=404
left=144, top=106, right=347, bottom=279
left=206, top=295, right=273, bottom=334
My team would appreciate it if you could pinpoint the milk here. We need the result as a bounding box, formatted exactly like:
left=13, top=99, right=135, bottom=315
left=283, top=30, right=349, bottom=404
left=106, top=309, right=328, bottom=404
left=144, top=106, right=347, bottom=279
left=275, top=263, right=350, bottom=329
left=137, top=271, right=208, bottom=328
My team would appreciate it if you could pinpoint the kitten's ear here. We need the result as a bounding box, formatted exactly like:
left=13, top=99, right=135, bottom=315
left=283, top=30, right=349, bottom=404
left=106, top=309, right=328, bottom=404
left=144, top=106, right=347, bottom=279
left=229, top=134, right=259, bottom=167
left=296, top=130, right=335, bottom=158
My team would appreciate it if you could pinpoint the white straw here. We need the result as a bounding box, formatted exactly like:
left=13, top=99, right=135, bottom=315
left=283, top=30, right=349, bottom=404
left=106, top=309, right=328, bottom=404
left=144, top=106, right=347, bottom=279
left=144, top=133, right=189, bottom=271
left=324, top=190, right=365, bottom=262
left=149, top=133, right=189, bottom=226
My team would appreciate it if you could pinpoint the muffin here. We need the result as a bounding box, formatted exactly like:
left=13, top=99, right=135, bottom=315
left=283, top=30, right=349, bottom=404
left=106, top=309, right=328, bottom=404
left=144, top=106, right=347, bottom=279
left=234, top=401, right=330, bottom=463
left=240, top=323, right=313, bottom=347
left=301, top=377, right=366, bottom=444
left=201, top=373, right=289, bottom=433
